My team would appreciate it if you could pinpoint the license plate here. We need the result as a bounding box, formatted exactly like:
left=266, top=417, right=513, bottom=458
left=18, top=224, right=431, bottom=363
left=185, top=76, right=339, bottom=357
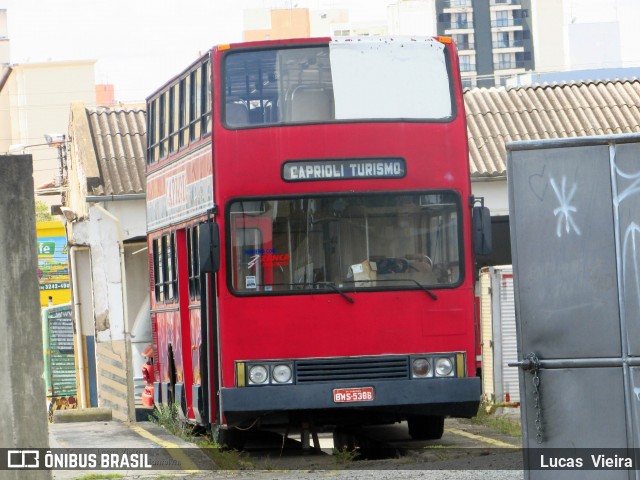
left=333, top=387, right=375, bottom=403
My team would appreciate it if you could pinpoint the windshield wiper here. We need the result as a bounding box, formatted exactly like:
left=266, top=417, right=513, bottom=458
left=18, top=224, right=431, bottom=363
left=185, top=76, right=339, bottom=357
left=258, top=282, right=355, bottom=304
left=350, top=278, right=438, bottom=300
left=401, top=278, right=438, bottom=300
left=314, top=282, right=354, bottom=304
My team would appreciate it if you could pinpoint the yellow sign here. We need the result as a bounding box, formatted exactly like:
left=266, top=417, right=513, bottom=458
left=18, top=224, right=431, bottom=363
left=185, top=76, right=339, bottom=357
left=37, top=221, right=71, bottom=307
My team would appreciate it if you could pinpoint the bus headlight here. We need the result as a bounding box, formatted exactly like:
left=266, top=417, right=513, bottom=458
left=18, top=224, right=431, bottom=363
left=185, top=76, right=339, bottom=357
left=272, top=364, right=293, bottom=384
left=435, top=357, right=454, bottom=377
left=411, top=358, right=432, bottom=378
left=248, top=365, right=269, bottom=384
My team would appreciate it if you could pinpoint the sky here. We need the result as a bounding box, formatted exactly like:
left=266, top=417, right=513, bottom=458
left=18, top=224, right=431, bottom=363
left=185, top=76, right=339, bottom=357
left=0, top=0, right=390, bottom=103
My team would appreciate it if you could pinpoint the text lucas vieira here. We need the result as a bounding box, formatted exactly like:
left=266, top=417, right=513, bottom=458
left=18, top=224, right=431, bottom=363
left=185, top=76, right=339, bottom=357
left=540, top=454, right=633, bottom=469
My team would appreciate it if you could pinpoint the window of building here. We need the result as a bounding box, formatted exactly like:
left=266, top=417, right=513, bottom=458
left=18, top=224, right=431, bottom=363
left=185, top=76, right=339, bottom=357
left=515, top=50, right=532, bottom=68
left=493, top=31, right=509, bottom=48
left=453, top=34, right=472, bottom=50
left=459, top=55, right=474, bottom=72
left=437, top=13, right=452, bottom=25
left=495, top=52, right=513, bottom=70
left=454, top=12, right=469, bottom=29
left=461, top=78, right=477, bottom=89
left=494, top=10, right=510, bottom=27
left=513, top=9, right=528, bottom=19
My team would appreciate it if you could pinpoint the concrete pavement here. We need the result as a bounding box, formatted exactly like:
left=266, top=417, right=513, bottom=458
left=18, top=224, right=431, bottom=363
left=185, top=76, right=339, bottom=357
left=48, top=418, right=215, bottom=479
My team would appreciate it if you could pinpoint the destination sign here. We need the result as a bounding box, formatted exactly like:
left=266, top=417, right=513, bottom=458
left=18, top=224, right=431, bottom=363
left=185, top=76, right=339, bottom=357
left=283, top=158, right=406, bottom=181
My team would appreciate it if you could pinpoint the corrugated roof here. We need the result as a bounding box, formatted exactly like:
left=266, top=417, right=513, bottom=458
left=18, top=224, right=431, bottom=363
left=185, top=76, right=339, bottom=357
left=86, top=106, right=146, bottom=195
left=465, top=79, right=640, bottom=178
left=81, top=80, right=640, bottom=189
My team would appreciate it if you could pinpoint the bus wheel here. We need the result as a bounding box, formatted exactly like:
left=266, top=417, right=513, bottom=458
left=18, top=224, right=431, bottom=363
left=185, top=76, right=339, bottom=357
left=407, top=415, right=444, bottom=440
left=213, top=427, right=246, bottom=451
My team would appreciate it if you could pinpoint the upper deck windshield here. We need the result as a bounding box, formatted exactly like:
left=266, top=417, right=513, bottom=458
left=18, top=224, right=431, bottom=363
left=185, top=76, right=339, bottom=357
left=223, top=37, right=454, bottom=128
left=229, top=192, right=462, bottom=295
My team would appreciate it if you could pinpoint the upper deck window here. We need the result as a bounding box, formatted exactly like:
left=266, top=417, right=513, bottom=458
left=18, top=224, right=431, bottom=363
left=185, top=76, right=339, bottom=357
left=147, top=55, right=211, bottom=165
left=223, top=37, right=453, bottom=128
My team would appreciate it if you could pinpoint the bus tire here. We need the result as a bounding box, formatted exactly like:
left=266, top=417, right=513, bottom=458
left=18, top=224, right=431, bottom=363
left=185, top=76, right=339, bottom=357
left=407, top=415, right=444, bottom=440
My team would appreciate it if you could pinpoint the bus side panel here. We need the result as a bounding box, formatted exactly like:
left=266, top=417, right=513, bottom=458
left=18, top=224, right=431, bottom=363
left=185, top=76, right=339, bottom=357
left=190, top=307, right=202, bottom=386
left=155, top=311, right=183, bottom=397
left=175, top=229, right=194, bottom=418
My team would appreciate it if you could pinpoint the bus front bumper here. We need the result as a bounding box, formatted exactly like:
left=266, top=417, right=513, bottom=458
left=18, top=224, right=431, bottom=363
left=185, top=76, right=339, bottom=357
left=220, top=377, right=480, bottom=426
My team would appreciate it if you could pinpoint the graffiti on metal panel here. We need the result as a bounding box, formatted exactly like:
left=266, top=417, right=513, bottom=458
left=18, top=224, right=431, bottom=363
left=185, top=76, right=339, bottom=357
left=615, top=160, right=640, bottom=331
left=550, top=176, right=581, bottom=238
left=613, top=161, right=640, bottom=207
left=622, top=223, right=640, bottom=312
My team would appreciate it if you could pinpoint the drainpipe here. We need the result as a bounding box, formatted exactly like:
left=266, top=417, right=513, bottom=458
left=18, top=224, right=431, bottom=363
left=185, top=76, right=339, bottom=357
left=70, top=246, right=89, bottom=409
left=91, top=203, right=135, bottom=422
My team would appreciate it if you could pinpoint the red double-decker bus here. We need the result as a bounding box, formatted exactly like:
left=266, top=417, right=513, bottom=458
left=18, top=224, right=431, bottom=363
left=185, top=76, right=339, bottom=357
left=146, top=36, right=490, bottom=448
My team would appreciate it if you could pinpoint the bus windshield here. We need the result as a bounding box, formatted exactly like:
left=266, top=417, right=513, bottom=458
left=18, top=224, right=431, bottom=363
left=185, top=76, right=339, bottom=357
left=223, top=37, right=453, bottom=127
left=229, top=192, right=462, bottom=294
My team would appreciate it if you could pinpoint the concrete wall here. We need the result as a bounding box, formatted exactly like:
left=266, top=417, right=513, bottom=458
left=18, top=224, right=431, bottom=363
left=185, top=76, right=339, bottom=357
left=309, top=9, right=349, bottom=37
left=471, top=178, right=509, bottom=216
left=0, top=155, right=51, bottom=478
left=85, top=199, right=148, bottom=421
left=531, top=0, right=565, bottom=73
left=0, top=9, right=9, bottom=65
left=387, top=0, right=437, bottom=36
left=244, top=8, right=310, bottom=41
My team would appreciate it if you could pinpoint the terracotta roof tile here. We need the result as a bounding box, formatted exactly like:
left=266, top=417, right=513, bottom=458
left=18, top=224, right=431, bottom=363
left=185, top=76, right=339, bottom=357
left=86, top=106, right=146, bottom=195
left=465, top=79, right=640, bottom=178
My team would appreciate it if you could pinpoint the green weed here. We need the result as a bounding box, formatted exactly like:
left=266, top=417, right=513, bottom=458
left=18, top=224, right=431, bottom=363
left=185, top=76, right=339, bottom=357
left=197, top=436, right=254, bottom=470
left=332, top=447, right=359, bottom=465
left=471, top=403, right=522, bottom=437
left=148, top=403, right=195, bottom=442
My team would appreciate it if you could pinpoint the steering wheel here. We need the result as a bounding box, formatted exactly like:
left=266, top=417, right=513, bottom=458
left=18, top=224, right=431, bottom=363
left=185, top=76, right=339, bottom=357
left=407, top=255, right=433, bottom=272
left=377, top=258, right=409, bottom=274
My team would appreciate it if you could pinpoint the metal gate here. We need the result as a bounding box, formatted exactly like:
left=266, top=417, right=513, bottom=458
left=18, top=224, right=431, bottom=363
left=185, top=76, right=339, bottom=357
left=480, top=266, right=519, bottom=404
left=507, top=134, right=640, bottom=479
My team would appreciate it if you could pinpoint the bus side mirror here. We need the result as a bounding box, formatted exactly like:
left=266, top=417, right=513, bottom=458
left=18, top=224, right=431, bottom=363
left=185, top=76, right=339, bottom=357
left=473, top=206, right=492, bottom=256
left=199, top=222, right=220, bottom=273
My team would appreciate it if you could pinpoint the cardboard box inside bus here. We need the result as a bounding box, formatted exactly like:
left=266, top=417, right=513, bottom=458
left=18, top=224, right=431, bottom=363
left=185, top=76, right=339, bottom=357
left=349, top=260, right=377, bottom=287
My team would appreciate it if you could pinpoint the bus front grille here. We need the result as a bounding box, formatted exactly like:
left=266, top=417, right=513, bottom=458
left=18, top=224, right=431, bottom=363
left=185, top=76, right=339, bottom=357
left=295, top=356, right=410, bottom=383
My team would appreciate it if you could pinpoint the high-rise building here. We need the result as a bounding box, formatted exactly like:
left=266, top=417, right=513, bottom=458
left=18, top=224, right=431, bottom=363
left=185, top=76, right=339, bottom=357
left=435, top=0, right=535, bottom=88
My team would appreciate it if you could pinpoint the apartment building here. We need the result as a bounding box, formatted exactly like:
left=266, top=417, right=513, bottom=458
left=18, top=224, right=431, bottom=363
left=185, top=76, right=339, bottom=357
left=436, top=0, right=534, bottom=88
left=0, top=10, right=96, bottom=208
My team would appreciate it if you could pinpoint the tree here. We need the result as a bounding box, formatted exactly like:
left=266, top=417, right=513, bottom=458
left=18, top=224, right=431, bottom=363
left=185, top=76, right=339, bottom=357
left=35, top=200, right=53, bottom=222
